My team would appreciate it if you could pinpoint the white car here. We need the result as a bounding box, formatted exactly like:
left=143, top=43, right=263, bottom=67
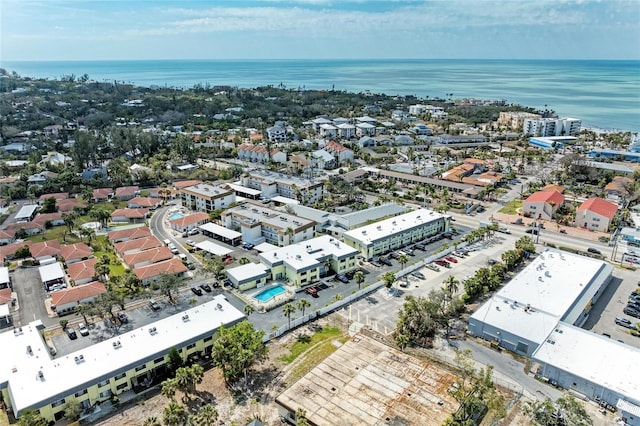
left=77, top=323, right=89, bottom=336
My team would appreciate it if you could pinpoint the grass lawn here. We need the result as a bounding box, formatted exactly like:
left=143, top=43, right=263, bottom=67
left=25, top=226, right=82, bottom=244
left=499, top=199, right=522, bottom=215
left=280, top=326, right=348, bottom=384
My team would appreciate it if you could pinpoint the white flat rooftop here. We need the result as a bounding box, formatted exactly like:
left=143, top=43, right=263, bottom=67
left=194, top=241, right=233, bottom=256
left=1, top=296, right=244, bottom=415
left=226, top=263, right=269, bottom=282
left=227, top=182, right=262, bottom=196
left=343, top=208, right=446, bottom=245
left=0, top=267, right=9, bottom=285
left=259, top=235, right=359, bottom=271
left=532, top=322, right=640, bottom=404
left=470, top=249, right=609, bottom=346
left=38, top=262, right=64, bottom=283
left=270, top=196, right=299, bottom=205
left=199, top=223, right=242, bottom=240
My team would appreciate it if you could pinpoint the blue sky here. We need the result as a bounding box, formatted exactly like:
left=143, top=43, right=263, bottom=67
left=1, top=0, right=639, bottom=61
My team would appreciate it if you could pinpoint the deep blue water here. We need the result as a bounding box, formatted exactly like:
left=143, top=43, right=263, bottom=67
left=2, top=59, right=638, bottom=131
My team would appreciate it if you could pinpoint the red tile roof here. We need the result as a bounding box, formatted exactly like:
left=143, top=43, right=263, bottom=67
left=0, top=230, right=13, bottom=241
left=127, top=196, right=161, bottom=208
left=115, top=186, right=139, bottom=197
left=111, top=208, right=149, bottom=219
left=133, top=258, right=188, bottom=281
left=92, top=188, right=112, bottom=200
left=113, top=236, right=163, bottom=254
left=524, top=190, right=565, bottom=206
left=541, top=184, right=565, bottom=194
left=0, top=243, right=28, bottom=258
left=67, top=258, right=97, bottom=282
left=60, top=243, right=93, bottom=262
left=29, top=240, right=62, bottom=258
left=238, top=143, right=282, bottom=156
left=32, top=212, right=63, bottom=227
left=3, top=222, right=43, bottom=235
left=174, top=180, right=203, bottom=190
left=0, top=288, right=12, bottom=305
left=325, top=140, right=349, bottom=153
left=577, top=197, right=618, bottom=220
left=123, top=247, right=174, bottom=267
left=50, top=282, right=106, bottom=306
left=169, top=212, right=210, bottom=228
left=57, top=198, right=87, bottom=213
left=38, top=192, right=69, bottom=202
left=107, top=226, right=151, bottom=242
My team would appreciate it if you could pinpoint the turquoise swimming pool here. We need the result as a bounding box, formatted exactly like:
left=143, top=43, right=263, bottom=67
left=254, top=285, right=286, bottom=302
left=168, top=212, right=185, bottom=221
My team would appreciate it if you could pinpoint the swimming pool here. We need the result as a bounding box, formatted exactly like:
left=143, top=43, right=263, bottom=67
left=254, top=285, right=286, bottom=302
left=168, top=212, right=185, bottom=221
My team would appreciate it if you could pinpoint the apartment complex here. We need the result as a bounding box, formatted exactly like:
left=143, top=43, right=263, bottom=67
left=523, top=117, right=582, bottom=137
left=497, top=111, right=541, bottom=130
left=178, top=184, right=236, bottom=213
left=239, top=170, right=323, bottom=204
left=343, top=208, right=450, bottom=260
left=0, top=296, right=244, bottom=423
left=221, top=203, right=315, bottom=247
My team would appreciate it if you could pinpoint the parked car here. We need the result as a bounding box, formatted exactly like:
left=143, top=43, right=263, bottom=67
left=615, top=317, right=635, bottom=329
left=525, top=228, right=539, bottom=235
left=629, top=294, right=640, bottom=303
left=512, top=218, right=524, bottom=225
left=186, top=262, right=196, bottom=270
left=389, top=252, right=400, bottom=260
left=66, top=327, right=77, bottom=340
left=415, top=243, right=426, bottom=251
left=404, top=248, right=415, bottom=256
left=77, top=323, right=89, bottom=336
left=587, top=247, right=602, bottom=255
left=191, top=286, right=203, bottom=296
left=623, top=306, right=640, bottom=318
left=444, top=255, right=458, bottom=263
left=336, top=274, right=349, bottom=283
left=425, top=263, right=440, bottom=272
left=411, top=271, right=425, bottom=280
left=369, top=260, right=383, bottom=267
left=149, top=299, right=161, bottom=311
left=378, top=257, right=393, bottom=266
left=200, top=283, right=212, bottom=293
left=488, top=259, right=498, bottom=265
left=117, top=312, right=128, bottom=324
left=559, top=229, right=567, bottom=234
left=434, top=259, right=450, bottom=268
left=188, top=228, right=200, bottom=235
left=242, top=243, right=254, bottom=250
left=305, top=287, right=318, bottom=297
left=186, top=239, right=196, bottom=247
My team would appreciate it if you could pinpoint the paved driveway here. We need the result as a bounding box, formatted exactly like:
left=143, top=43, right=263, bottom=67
left=12, top=265, right=57, bottom=328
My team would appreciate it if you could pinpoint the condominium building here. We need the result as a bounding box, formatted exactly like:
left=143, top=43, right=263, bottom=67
left=523, top=117, right=582, bottom=137
left=497, top=111, right=541, bottom=130
left=343, top=208, right=450, bottom=260
left=221, top=203, right=315, bottom=247
left=240, top=170, right=323, bottom=204
left=179, top=184, right=236, bottom=213
left=0, top=296, right=244, bottom=423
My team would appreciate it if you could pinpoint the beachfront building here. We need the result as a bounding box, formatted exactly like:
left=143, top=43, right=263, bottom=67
left=257, top=235, right=359, bottom=287
left=497, top=111, right=541, bottom=131
left=523, top=117, right=582, bottom=136
left=343, top=208, right=450, bottom=260
left=528, top=136, right=577, bottom=150
left=221, top=203, right=315, bottom=247
left=468, top=249, right=613, bottom=357
left=178, top=184, right=236, bottom=213
left=0, top=296, right=244, bottom=424
left=239, top=170, right=323, bottom=204
left=587, top=149, right=640, bottom=163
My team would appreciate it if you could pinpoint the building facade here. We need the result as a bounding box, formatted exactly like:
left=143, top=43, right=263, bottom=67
left=240, top=170, right=323, bottom=204
left=179, top=184, right=236, bottom=213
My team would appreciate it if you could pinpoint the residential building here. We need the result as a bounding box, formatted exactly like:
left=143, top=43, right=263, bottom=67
left=266, top=124, right=287, bottom=143
left=14, top=205, right=38, bottom=223
left=110, top=208, right=149, bottom=223
left=133, top=258, right=188, bottom=285
left=221, top=203, right=315, bottom=247
left=497, top=111, right=540, bottom=130
left=319, top=123, right=337, bottom=138
left=123, top=247, right=174, bottom=269
left=56, top=199, right=86, bottom=214
left=173, top=180, right=203, bottom=190
left=523, top=117, right=582, bottom=136
left=336, top=123, right=356, bottom=139
left=575, top=198, right=618, bottom=232
left=91, top=188, right=112, bottom=203
left=60, top=243, right=93, bottom=264
left=436, top=134, right=488, bottom=145
left=410, top=124, right=432, bottom=135
left=0, top=296, right=244, bottom=423
left=523, top=190, right=565, bottom=221
left=225, top=263, right=270, bottom=291
left=113, top=236, right=163, bottom=256
left=0, top=231, right=14, bottom=246
left=32, top=213, right=64, bottom=229
left=237, top=144, right=286, bottom=164
left=67, top=258, right=97, bottom=286
left=257, top=235, right=359, bottom=287
left=114, top=186, right=139, bottom=201
left=343, top=208, right=450, bottom=260
left=587, top=149, right=640, bottom=163
left=310, top=117, right=333, bottom=131
left=323, top=140, right=354, bottom=163
left=38, top=151, right=72, bottom=168
left=127, top=197, right=162, bottom=210
left=469, top=248, right=613, bottom=356
left=311, top=149, right=335, bottom=170
left=240, top=170, right=323, bottom=204
left=179, top=184, right=236, bottom=213
left=50, top=281, right=106, bottom=316
left=29, top=240, right=62, bottom=260
left=276, top=335, right=459, bottom=426
left=620, top=227, right=640, bottom=246
left=38, top=192, right=69, bottom=205
left=107, top=226, right=151, bottom=244
left=355, top=122, right=376, bottom=137
left=604, top=177, right=634, bottom=202
left=169, top=212, right=210, bottom=233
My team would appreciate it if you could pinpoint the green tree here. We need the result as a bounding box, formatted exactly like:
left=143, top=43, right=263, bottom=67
left=162, top=401, right=186, bottom=426
left=161, top=378, right=178, bottom=400
left=63, top=402, right=83, bottom=421
left=14, top=245, right=31, bottom=259
left=243, top=304, right=255, bottom=316
left=75, top=302, right=93, bottom=324
left=397, top=253, right=410, bottom=271
left=166, top=347, right=184, bottom=374
left=354, top=270, right=365, bottom=289
left=442, top=275, right=460, bottom=299
left=194, top=404, right=218, bottom=426
left=282, top=303, right=296, bottom=328
left=62, top=211, right=78, bottom=233
left=18, top=409, right=48, bottom=426
left=210, top=321, right=268, bottom=386
left=157, top=273, right=181, bottom=304
left=394, top=295, right=438, bottom=348
left=41, top=197, right=57, bottom=213
left=296, top=408, right=310, bottom=426
left=297, top=298, right=311, bottom=316
left=382, top=271, right=396, bottom=291
left=524, top=394, right=592, bottom=426
left=143, top=416, right=161, bottom=426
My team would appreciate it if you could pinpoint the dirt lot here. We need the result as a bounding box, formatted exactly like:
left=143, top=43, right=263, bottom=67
left=95, top=318, right=342, bottom=426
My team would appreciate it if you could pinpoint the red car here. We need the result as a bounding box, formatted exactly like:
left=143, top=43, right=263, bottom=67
left=305, top=287, right=318, bottom=297
left=445, top=255, right=458, bottom=263
left=434, top=259, right=450, bottom=268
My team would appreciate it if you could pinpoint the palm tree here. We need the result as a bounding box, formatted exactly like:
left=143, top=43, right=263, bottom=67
left=397, top=253, right=410, bottom=272
left=354, top=271, right=365, bottom=290
left=382, top=271, right=396, bottom=291
left=442, top=275, right=459, bottom=299
left=282, top=303, right=296, bottom=329
left=243, top=304, right=255, bottom=316
left=161, top=378, right=178, bottom=401
left=143, top=417, right=161, bottom=426
left=75, top=303, right=93, bottom=324
left=194, top=404, right=218, bottom=426
left=297, top=299, right=311, bottom=316
left=162, top=401, right=186, bottom=426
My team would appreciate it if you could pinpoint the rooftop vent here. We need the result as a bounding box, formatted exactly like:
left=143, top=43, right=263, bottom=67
left=74, top=355, right=85, bottom=364
left=37, top=370, right=44, bottom=380
left=216, top=303, right=223, bottom=310
left=149, top=327, right=157, bottom=335
left=112, top=341, right=122, bottom=349
left=182, top=314, right=190, bottom=322
left=27, top=345, right=32, bottom=355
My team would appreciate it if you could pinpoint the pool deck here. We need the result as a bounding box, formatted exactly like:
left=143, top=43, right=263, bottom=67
left=242, top=283, right=296, bottom=313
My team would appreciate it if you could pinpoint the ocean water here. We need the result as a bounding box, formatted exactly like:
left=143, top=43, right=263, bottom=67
left=2, top=59, right=638, bottom=131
